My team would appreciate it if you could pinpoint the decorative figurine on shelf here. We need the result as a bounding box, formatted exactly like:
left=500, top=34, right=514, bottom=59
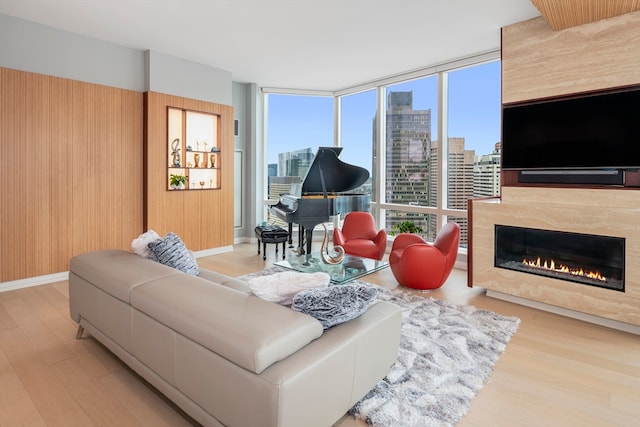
left=212, top=146, right=219, bottom=152
left=195, top=139, right=200, bottom=151
left=210, top=153, right=216, bottom=168
left=203, top=140, right=208, bottom=152
left=171, top=138, right=181, bottom=167
left=194, top=153, right=200, bottom=168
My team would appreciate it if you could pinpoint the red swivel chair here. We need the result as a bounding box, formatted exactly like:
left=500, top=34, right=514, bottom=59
left=389, top=222, right=460, bottom=290
left=333, top=212, right=387, bottom=260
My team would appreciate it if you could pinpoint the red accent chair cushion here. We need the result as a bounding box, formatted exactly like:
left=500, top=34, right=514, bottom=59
left=333, top=212, right=387, bottom=260
left=389, top=222, right=460, bottom=290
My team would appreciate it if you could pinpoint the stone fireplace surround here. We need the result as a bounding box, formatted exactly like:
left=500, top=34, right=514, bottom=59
left=470, top=186, right=640, bottom=333
left=486, top=11, right=640, bottom=334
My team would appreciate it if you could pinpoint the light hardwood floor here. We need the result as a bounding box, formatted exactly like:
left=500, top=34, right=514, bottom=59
left=0, top=243, right=638, bottom=426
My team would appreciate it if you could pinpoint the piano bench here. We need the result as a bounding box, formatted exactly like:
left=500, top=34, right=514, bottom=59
left=255, top=225, right=289, bottom=261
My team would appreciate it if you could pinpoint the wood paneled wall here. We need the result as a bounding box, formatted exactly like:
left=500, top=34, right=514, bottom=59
left=502, top=11, right=640, bottom=104
left=0, top=68, right=144, bottom=282
left=144, top=92, right=234, bottom=251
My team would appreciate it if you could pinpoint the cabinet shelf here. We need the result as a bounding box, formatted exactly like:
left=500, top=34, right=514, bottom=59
left=167, top=108, right=221, bottom=190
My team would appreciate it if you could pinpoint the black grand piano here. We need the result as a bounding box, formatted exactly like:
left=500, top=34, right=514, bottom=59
left=270, top=147, right=371, bottom=255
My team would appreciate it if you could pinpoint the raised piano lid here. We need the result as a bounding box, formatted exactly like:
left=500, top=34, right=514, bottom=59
left=300, top=147, right=370, bottom=196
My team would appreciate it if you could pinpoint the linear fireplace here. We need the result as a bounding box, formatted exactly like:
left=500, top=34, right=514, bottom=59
left=494, top=225, right=625, bottom=292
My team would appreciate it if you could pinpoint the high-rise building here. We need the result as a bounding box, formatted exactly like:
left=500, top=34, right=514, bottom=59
left=447, top=138, right=475, bottom=210
left=380, top=91, right=492, bottom=247
left=266, top=148, right=314, bottom=227
left=447, top=137, right=474, bottom=247
left=473, top=142, right=501, bottom=197
left=277, top=148, right=314, bottom=178
left=428, top=137, right=475, bottom=247
left=384, top=91, right=432, bottom=233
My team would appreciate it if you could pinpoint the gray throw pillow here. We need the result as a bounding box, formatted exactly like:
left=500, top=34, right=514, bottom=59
left=147, top=232, right=199, bottom=275
left=291, top=284, right=378, bottom=329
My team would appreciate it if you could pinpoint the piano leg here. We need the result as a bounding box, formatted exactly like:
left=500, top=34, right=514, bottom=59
left=288, top=223, right=293, bottom=247
left=305, top=227, right=314, bottom=255
left=291, top=224, right=317, bottom=255
left=298, top=225, right=305, bottom=255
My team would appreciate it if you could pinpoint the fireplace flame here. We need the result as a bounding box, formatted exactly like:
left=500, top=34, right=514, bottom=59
left=522, top=257, right=607, bottom=282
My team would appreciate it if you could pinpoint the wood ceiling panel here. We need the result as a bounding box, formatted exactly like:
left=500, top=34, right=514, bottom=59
left=531, top=0, right=640, bottom=29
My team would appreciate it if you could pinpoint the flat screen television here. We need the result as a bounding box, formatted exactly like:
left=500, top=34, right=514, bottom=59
left=501, top=86, right=640, bottom=171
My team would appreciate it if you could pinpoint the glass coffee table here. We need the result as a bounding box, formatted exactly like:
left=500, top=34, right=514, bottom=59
left=275, top=253, right=388, bottom=285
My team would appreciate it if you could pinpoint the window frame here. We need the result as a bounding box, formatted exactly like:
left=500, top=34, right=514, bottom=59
left=262, top=50, right=501, bottom=253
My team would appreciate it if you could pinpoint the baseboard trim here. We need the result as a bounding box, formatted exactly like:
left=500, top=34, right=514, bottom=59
left=192, top=245, right=234, bottom=257
left=1, top=272, right=69, bottom=292
left=486, top=290, right=640, bottom=335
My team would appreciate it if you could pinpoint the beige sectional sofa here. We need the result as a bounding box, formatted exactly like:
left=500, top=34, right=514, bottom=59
left=68, top=249, right=402, bottom=427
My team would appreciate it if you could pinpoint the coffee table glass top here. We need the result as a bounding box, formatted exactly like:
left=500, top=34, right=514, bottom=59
left=274, top=253, right=389, bottom=284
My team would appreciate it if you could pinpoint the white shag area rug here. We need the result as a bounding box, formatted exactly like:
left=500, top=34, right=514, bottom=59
left=239, top=267, right=521, bottom=427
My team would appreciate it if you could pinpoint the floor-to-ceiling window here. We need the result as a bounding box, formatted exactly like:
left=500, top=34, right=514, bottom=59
left=445, top=60, right=502, bottom=248
left=263, top=54, right=501, bottom=253
left=381, top=76, right=439, bottom=241
left=339, top=89, right=377, bottom=199
left=264, top=93, right=333, bottom=225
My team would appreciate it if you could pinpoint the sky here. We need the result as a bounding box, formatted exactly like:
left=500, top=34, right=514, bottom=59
left=266, top=61, right=501, bottom=170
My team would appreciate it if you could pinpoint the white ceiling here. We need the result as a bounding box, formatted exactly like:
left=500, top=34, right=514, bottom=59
left=0, top=0, right=541, bottom=91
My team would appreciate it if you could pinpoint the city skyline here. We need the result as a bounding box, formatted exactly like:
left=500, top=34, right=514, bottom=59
left=267, top=83, right=502, bottom=248
left=267, top=60, right=502, bottom=171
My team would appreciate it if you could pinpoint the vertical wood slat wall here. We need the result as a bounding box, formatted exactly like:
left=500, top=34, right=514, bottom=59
left=144, top=92, right=234, bottom=251
left=0, top=68, right=144, bottom=282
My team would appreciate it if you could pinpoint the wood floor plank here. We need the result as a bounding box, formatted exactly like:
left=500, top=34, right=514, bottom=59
left=50, top=281, right=69, bottom=298
left=33, top=283, right=69, bottom=311
left=52, top=357, right=142, bottom=426
left=0, top=302, right=17, bottom=331
left=464, top=381, right=601, bottom=426
left=100, top=370, right=195, bottom=427
left=0, top=371, right=48, bottom=427
left=0, top=328, right=94, bottom=427
left=53, top=334, right=129, bottom=385
left=1, top=289, right=75, bottom=366
left=0, top=345, right=12, bottom=376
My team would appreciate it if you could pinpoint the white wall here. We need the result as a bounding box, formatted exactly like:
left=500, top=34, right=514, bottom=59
left=0, top=14, right=145, bottom=91
left=232, top=81, right=263, bottom=239
left=0, top=13, right=232, bottom=105
left=145, top=50, right=231, bottom=105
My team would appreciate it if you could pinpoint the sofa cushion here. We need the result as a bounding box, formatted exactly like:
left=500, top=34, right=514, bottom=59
left=147, top=232, right=199, bottom=275
left=130, top=275, right=323, bottom=374
left=69, top=249, right=181, bottom=303
left=292, top=284, right=379, bottom=329
left=131, top=229, right=160, bottom=258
